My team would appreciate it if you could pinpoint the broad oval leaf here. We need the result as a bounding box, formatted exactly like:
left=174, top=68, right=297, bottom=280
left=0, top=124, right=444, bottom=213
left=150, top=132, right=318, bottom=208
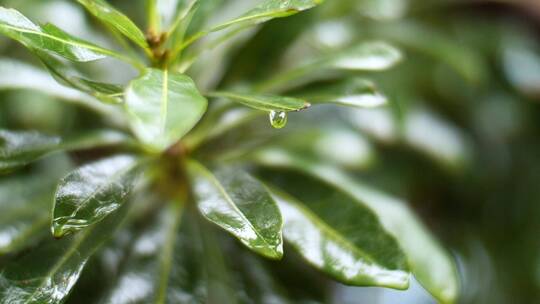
left=187, top=160, right=283, bottom=259
left=0, top=130, right=61, bottom=173
left=263, top=179, right=410, bottom=289
left=124, top=68, right=207, bottom=152
left=77, top=0, right=149, bottom=49
left=296, top=78, right=388, bottom=108
left=52, top=155, right=141, bottom=238
left=253, top=149, right=459, bottom=304
left=0, top=202, right=129, bottom=304
left=208, top=91, right=310, bottom=112
left=0, top=7, right=113, bottom=62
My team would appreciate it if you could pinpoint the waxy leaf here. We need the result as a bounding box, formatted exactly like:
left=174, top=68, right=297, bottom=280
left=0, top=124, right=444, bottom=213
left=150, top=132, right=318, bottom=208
left=179, top=0, right=324, bottom=50
left=125, top=69, right=207, bottom=152
left=0, top=130, right=61, bottom=173
left=52, top=155, right=141, bottom=238
left=102, top=205, right=241, bottom=304
left=296, top=78, right=388, bottom=108
left=77, top=0, right=149, bottom=49
left=187, top=160, right=283, bottom=259
left=208, top=91, right=310, bottom=112
left=0, top=160, right=70, bottom=255
left=253, top=149, right=459, bottom=303
left=0, top=129, right=134, bottom=173
left=257, top=42, right=402, bottom=92
left=0, top=7, right=114, bottom=62
left=36, top=51, right=124, bottom=104
left=264, top=180, right=410, bottom=289
left=0, top=202, right=129, bottom=304
left=327, top=41, right=402, bottom=71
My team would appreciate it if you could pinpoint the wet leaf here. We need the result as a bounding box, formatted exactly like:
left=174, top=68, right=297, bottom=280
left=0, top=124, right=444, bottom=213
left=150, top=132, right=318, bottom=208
left=0, top=202, right=129, bottom=304
left=187, top=160, right=283, bottom=259
left=0, top=7, right=115, bottom=62
left=77, top=0, right=148, bottom=49
left=124, top=68, right=207, bottom=152
left=253, top=149, right=459, bottom=304
left=52, top=155, right=142, bottom=238
left=263, top=179, right=410, bottom=289
left=208, top=91, right=310, bottom=112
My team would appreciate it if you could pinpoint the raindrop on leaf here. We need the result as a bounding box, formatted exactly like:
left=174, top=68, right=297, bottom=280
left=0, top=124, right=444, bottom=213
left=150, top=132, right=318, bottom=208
left=269, top=111, right=287, bottom=129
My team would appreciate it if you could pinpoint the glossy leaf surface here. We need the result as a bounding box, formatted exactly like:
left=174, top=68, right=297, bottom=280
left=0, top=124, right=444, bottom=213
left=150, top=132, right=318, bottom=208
left=208, top=91, right=310, bottom=112
left=0, top=159, right=70, bottom=255
left=263, top=179, right=410, bottom=289
left=52, top=155, right=141, bottom=238
left=296, top=78, right=388, bottom=108
left=77, top=0, right=148, bottom=49
left=0, top=130, right=61, bottom=173
left=0, top=203, right=129, bottom=304
left=187, top=160, right=283, bottom=259
left=0, top=7, right=112, bottom=62
left=125, top=68, right=207, bottom=152
left=253, top=149, right=459, bottom=303
left=327, top=41, right=402, bottom=71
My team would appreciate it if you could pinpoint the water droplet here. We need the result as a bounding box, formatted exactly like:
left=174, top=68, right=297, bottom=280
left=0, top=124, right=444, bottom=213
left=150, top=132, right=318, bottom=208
left=269, top=111, right=287, bottom=129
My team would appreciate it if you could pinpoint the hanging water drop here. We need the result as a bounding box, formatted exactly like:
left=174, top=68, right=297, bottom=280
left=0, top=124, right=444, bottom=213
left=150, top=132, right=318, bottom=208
left=269, top=111, right=287, bottom=129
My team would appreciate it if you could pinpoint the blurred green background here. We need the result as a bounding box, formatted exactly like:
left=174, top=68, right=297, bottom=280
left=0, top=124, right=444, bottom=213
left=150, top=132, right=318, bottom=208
left=1, top=0, right=540, bottom=303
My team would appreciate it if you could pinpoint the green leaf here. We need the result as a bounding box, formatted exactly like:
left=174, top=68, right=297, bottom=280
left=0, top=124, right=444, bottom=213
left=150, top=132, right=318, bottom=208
left=208, top=91, right=311, bottom=112
left=124, top=68, right=207, bottom=152
left=186, top=160, right=283, bottom=259
left=0, top=160, right=70, bottom=255
left=0, top=130, right=61, bottom=173
left=256, top=42, right=402, bottom=92
left=253, top=149, right=459, bottom=303
left=101, top=205, right=240, bottom=303
left=178, top=0, right=324, bottom=50
left=0, top=201, right=129, bottom=304
left=295, top=78, right=388, bottom=108
left=52, top=155, right=142, bottom=238
left=35, top=51, right=124, bottom=104
left=77, top=0, right=149, bottom=49
left=0, top=7, right=115, bottom=62
left=0, top=129, right=134, bottom=173
left=263, top=179, right=409, bottom=289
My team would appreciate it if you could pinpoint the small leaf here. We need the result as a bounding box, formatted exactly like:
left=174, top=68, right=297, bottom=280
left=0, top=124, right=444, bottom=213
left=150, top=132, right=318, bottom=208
left=187, top=160, right=283, bottom=259
left=52, top=155, right=141, bottom=238
left=124, top=68, right=207, bottom=152
left=0, top=202, right=129, bottom=304
left=0, top=7, right=114, bottom=62
left=77, top=0, right=149, bottom=49
left=263, top=179, right=410, bottom=289
left=208, top=91, right=311, bottom=112
left=0, top=130, right=61, bottom=173
left=296, top=78, right=388, bottom=108
left=253, top=149, right=459, bottom=304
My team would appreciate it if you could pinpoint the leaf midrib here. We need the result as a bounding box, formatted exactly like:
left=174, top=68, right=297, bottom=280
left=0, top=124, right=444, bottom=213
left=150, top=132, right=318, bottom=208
left=0, top=23, right=113, bottom=57
left=190, top=161, right=276, bottom=251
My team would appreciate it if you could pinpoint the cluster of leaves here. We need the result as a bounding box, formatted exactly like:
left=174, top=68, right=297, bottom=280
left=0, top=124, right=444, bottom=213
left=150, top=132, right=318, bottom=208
left=4, top=0, right=522, bottom=303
